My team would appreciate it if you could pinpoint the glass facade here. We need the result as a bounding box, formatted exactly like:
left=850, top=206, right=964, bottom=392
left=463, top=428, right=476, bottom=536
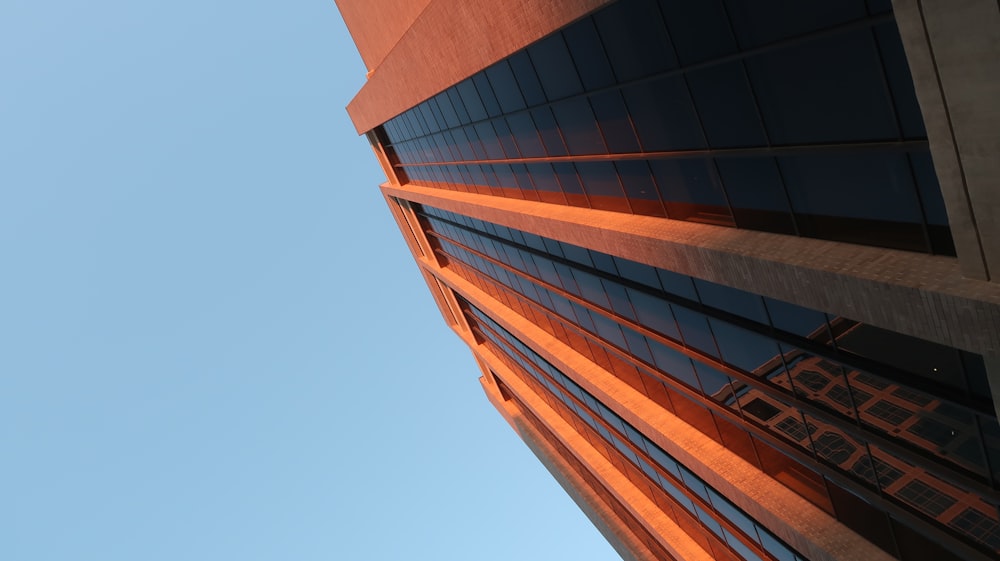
left=375, top=0, right=954, bottom=255
left=467, top=304, right=805, bottom=561
left=416, top=203, right=1000, bottom=560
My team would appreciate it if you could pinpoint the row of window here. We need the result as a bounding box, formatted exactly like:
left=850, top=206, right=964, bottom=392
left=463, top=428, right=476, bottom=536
left=464, top=258, right=1000, bottom=561
left=453, top=252, right=1000, bottom=559
left=468, top=304, right=803, bottom=561
left=419, top=205, right=987, bottom=408
left=374, top=0, right=948, bottom=254
left=420, top=204, right=1000, bottom=555
left=399, top=147, right=953, bottom=255
left=382, top=1, right=918, bottom=149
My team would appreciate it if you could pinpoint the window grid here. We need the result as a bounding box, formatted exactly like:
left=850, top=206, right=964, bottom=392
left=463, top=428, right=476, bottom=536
left=379, top=3, right=954, bottom=255
left=466, top=304, right=799, bottom=561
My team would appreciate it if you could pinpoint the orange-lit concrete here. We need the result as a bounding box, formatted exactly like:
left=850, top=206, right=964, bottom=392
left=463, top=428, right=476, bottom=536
left=381, top=182, right=1000, bottom=357
left=333, top=0, right=433, bottom=74
left=432, top=258, right=896, bottom=561
left=344, top=0, right=611, bottom=134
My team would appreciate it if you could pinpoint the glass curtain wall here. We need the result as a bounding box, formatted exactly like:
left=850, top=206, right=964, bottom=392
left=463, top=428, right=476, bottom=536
left=375, top=0, right=953, bottom=255
left=417, top=203, right=1000, bottom=559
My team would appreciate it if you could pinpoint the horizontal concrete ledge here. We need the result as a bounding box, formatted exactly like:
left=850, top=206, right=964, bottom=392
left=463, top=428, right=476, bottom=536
left=382, top=182, right=1000, bottom=355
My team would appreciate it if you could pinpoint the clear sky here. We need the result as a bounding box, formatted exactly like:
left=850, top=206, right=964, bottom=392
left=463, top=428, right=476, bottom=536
left=1, top=1, right=621, bottom=560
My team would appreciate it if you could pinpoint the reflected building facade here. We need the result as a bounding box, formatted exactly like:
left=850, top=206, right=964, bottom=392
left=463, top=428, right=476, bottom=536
left=336, top=1, right=1000, bottom=561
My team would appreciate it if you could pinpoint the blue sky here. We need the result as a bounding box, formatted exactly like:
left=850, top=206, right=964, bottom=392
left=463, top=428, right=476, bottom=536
left=0, top=1, right=619, bottom=560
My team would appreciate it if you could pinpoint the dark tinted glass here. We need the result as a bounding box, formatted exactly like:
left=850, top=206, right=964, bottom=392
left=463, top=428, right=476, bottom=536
left=746, top=30, right=897, bottom=144
left=764, top=297, right=829, bottom=340
left=725, top=0, right=867, bottom=49
left=672, top=306, right=720, bottom=357
left=694, top=279, right=768, bottom=324
left=874, top=22, right=926, bottom=139
left=710, top=320, right=783, bottom=373
left=594, top=0, right=678, bottom=82
left=779, top=152, right=921, bottom=222
left=590, top=90, right=641, bottom=153
left=456, top=79, right=487, bottom=122
left=659, top=0, right=738, bottom=65
left=563, top=17, right=616, bottom=90
left=506, top=113, right=545, bottom=157
left=508, top=51, right=546, bottom=107
left=485, top=61, right=526, bottom=114
left=473, top=73, right=502, bottom=118
left=649, top=158, right=727, bottom=206
left=687, top=62, right=767, bottom=148
left=551, top=97, right=606, bottom=155
left=623, top=77, right=706, bottom=151
left=527, top=33, right=583, bottom=101
left=532, top=107, right=568, bottom=157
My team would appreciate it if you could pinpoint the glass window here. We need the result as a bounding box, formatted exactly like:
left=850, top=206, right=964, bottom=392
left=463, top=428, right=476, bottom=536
left=593, top=0, right=677, bottom=82
left=510, top=163, right=536, bottom=194
left=551, top=97, right=606, bottom=155
left=656, top=269, right=698, bottom=302
left=694, top=280, right=768, bottom=324
left=687, top=62, right=767, bottom=148
left=435, top=92, right=460, bottom=129
left=506, top=113, right=545, bottom=158
left=590, top=251, right=619, bottom=276
left=527, top=33, right=583, bottom=102
left=485, top=60, right=527, bottom=114
left=446, top=88, right=470, bottom=125
left=532, top=107, right=568, bottom=157
left=763, top=297, right=829, bottom=340
left=491, top=118, right=520, bottom=159
left=527, top=162, right=561, bottom=193
left=614, top=258, right=660, bottom=290
left=456, top=79, right=487, bottom=122
left=647, top=338, right=699, bottom=389
left=672, top=306, right=720, bottom=358
left=758, top=531, right=797, bottom=561
left=559, top=242, right=593, bottom=268
left=874, top=22, right=926, bottom=139
left=627, top=287, right=681, bottom=341
left=909, top=151, right=948, bottom=227
left=779, top=152, right=923, bottom=222
left=623, top=77, right=706, bottom=151
left=649, top=158, right=728, bottom=210
left=716, top=156, right=796, bottom=234
left=709, top=320, right=785, bottom=375
left=563, top=17, right=615, bottom=90
left=592, top=311, right=628, bottom=350
left=835, top=323, right=966, bottom=391
left=725, top=0, right=867, bottom=50
left=475, top=122, right=504, bottom=160
left=622, top=327, right=655, bottom=365
left=508, top=51, right=546, bottom=108
left=695, top=362, right=737, bottom=404
left=590, top=90, right=641, bottom=153
left=746, top=29, right=896, bottom=144
left=602, top=278, right=636, bottom=320
left=418, top=102, right=440, bottom=134
left=616, top=160, right=664, bottom=216
left=577, top=161, right=626, bottom=208
left=472, top=73, right=501, bottom=119
left=659, top=0, right=738, bottom=65
left=553, top=162, right=585, bottom=201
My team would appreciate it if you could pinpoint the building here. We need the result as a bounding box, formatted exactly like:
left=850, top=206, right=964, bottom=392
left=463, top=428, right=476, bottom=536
left=335, top=1, right=1000, bottom=560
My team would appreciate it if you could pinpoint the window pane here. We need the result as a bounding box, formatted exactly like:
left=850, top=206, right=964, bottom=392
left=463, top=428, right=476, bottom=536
left=527, top=33, right=583, bottom=101
left=687, top=62, right=767, bottom=148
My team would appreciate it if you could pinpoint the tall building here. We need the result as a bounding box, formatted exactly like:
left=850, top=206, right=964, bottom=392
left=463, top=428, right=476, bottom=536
left=336, top=1, right=1000, bottom=560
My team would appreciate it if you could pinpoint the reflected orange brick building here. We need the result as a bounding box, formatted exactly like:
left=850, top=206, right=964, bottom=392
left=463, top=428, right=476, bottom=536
left=336, top=1, right=1000, bottom=560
